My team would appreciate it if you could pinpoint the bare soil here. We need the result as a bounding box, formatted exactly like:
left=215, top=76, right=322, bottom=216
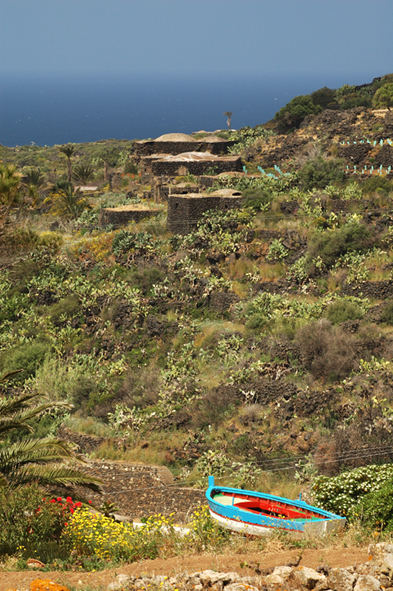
left=0, top=547, right=370, bottom=591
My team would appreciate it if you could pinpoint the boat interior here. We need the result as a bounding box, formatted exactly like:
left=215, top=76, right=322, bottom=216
left=212, top=491, right=322, bottom=521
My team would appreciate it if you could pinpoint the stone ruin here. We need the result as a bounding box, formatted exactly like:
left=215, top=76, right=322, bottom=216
left=99, top=205, right=162, bottom=228
left=153, top=180, right=200, bottom=202
left=133, top=132, right=235, bottom=158
left=167, top=189, right=243, bottom=234
left=141, top=151, right=242, bottom=177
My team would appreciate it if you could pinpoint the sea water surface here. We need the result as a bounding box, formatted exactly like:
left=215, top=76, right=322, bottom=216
left=0, top=72, right=368, bottom=146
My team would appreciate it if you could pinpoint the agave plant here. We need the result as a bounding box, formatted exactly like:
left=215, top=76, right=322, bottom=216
left=0, top=372, right=101, bottom=491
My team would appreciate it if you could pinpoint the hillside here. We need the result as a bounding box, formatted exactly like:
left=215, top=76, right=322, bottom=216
left=1, top=74, right=393, bottom=575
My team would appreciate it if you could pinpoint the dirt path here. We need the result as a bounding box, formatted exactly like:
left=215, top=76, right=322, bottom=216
left=0, top=547, right=371, bottom=591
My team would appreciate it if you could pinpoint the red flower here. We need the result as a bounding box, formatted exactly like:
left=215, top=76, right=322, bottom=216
left=88, top=500, right=92, bottom=504
left=56, top=497, right=62, bottom=502
left=50, top=499, right=56, bottom=503
left=66, top=496, right=72, bottom=503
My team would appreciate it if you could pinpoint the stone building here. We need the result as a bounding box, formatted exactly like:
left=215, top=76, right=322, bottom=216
left=141, top=151, right=242, bottom=177
left=167, top=189, right=243, bottom=234
left=133, top=132, right=235, bottom=158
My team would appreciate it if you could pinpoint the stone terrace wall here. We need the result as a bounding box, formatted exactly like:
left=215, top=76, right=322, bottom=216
left=167, top=193, right=243, bottom=234
left=337, top=143, right=371, bottom=164
left=100, top=207, right=161, bottom=228
left=145, top=155, right=242, bottom=177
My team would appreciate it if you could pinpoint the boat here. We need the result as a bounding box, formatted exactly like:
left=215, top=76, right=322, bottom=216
left=206, top=476, right=345, bottom=536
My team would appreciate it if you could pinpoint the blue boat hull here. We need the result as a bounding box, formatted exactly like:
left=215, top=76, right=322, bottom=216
left=206, top=476, right=345, bottom=536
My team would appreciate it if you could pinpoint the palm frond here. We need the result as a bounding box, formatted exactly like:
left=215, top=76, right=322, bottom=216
left=7, top=464, right=101, bottom=491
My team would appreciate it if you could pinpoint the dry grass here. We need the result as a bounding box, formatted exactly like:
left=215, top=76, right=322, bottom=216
left=257, top=261, right=286, bottom=281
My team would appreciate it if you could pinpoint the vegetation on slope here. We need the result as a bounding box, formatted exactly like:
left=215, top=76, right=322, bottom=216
left=1, top=74, right=393, bottom=569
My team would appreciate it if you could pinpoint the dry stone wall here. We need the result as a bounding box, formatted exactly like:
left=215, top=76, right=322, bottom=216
left=167, top=193, right=243, bottom=234
left=99, top=207, right=161, bottom=227
left=143, top=155, right=242, bottom=177
left=133, top=139, right=235, bottom=157
left=106, top=543, right=393, bottom=591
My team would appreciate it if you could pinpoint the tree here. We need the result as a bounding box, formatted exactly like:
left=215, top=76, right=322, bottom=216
left=373, top=83, right=393, bottom=110
left=0, top=375, right=100, bottom=490
left=274, top=95, right=321, bottom=132
left=58, top=144, right=77, bottom=183
left=98, top=147, right=120, bottom=189
left=224, top=111, right=233, bottom=130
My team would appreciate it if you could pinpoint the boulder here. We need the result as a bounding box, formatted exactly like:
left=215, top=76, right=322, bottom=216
left=293, top=566, right=327, bottom=589
left=328, top=568, right=356, bottom=591
left=354, top=575, right=381, bottom=591
left=197, top=571, right=239, bottom=590
left=265, top=566, right=293, bottom=586
left=381, top=553, right=393, bottom=576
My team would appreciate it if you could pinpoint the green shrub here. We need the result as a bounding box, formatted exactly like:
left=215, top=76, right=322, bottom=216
left=298, top=157, right=345, bottom=190
left=295, top=319, right=356, bottom=381
left=361, top=176, right=393, bottom=195
left=243, top=187, right=273, bottom=211
left=356, top=479, right=393, bottom=530
left=47, top=295, right=81, bottom=326
left=274, top=95, right=321, bottom=132
left=0, top=341, right=50, bottom=380
left=0, top=486, right=75, bottom=560
left=112, top=231, right=154, bottom=258
left=381, top=300, right=393, bottom=325
left=325, top=299, right=364, bottom=324
left=312, top=464, right=393, bottom=517
left=311, top=86, right=337, bottom=109
left=372, top=83, right=393, bottom=110
left=266, top=238, right=289, bottom=262
left=307, top=221, right=371, bottom=270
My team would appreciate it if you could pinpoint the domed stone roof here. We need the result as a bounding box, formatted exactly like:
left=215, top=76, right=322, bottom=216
left=154, top=133, right=195, bottom=142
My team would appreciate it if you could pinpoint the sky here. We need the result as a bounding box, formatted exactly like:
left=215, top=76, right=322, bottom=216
left=1, top=0, right=392, bottom=79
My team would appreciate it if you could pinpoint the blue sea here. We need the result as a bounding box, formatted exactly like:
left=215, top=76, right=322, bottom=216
left=0, top=72, right=370, bottom=146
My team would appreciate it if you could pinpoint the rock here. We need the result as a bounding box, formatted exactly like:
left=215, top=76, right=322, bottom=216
left=293, top=566, right=327, bottom=589
left=328, top=568, right=356, bottom=591
left=381, top=553, right=393, bottom=575
left=273, top=566, right=293, bottom=578
left=265, top=566, right=293, bottom=587
left=370, top=542, right=393, bottom=557
left=198, top=571, right=239, bottom=588
left=265, top=573, right=286, bottom=586
left=225, top=585, right=259, bottom=591
left=26, top=558, right=45, bottom=569
left=354, top=575, right=381, bottom=591
left=107, top=574, right=131, bottom=590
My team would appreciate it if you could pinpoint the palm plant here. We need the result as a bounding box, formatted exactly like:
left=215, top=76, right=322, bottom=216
left=46, top=184, right=89, bottom=219
left=99, top=147, right=120, bottom=188
left=224, top=111, right=233, bottom=130
left=58, top=144, right=77, bottom=183
left=73, top=162, right=95, bottom=184
left=22, top=167, right=44, bottom=188
left=0, top=373, right=100, bottom=490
